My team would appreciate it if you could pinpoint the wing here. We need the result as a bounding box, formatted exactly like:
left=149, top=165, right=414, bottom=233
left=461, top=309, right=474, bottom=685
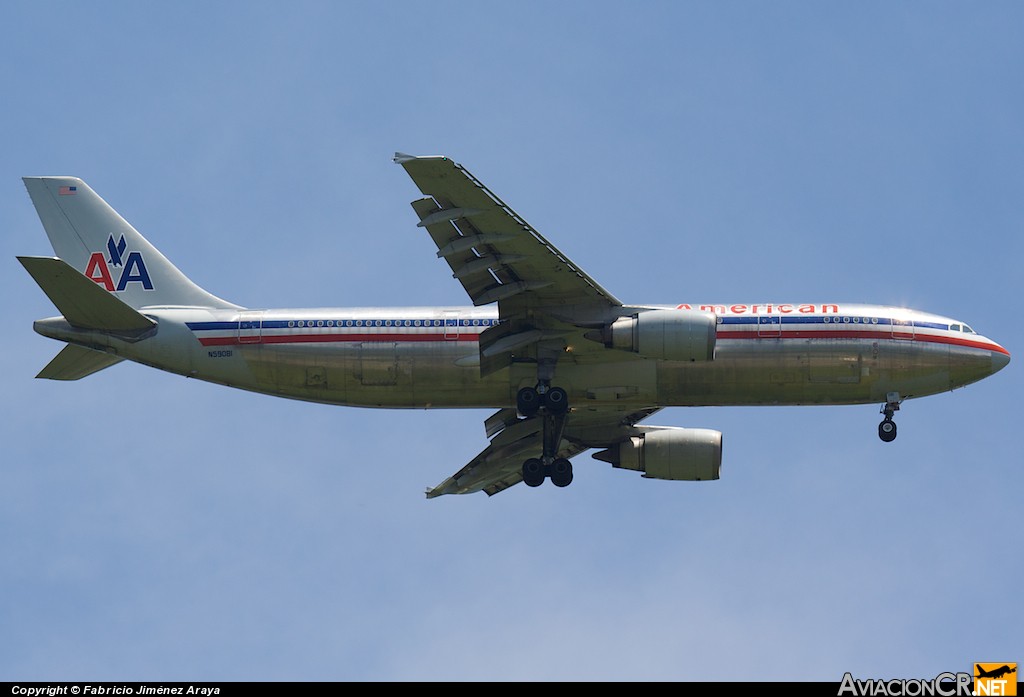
left=395, top=153, right=626, bottom=376
left=396, top=154, right=656, bottom=497
left=395, top=153, right=620, bottom=310
left=426, top=407, right=660, bottom=497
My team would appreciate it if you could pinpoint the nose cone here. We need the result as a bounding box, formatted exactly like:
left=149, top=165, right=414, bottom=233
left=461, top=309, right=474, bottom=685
left=992, top=345, right=1011, bottom=374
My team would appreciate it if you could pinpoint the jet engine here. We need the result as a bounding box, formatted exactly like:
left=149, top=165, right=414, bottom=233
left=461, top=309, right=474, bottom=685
left=605, top=309, right=717, bottom=361
left=594, top=427, right=722, bottom=481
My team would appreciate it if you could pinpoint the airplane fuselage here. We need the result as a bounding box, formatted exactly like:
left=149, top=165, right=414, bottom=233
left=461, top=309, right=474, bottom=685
left=35, top=302, right=1009, bottom=411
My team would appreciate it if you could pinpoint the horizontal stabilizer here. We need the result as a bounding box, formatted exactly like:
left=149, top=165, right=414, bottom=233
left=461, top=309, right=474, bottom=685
left=18, top=256, right=156, bottom=335
left=37, top=344, right=124, bottom=380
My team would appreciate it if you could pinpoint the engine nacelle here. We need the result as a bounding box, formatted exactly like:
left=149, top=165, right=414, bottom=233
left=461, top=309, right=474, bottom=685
left=609, top=309, right=716, bottom=361
left=594, top=427, right=722, bottom=481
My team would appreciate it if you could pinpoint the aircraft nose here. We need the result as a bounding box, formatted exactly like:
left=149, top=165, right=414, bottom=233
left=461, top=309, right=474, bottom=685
left=992, top=346, right=1010, bottom=374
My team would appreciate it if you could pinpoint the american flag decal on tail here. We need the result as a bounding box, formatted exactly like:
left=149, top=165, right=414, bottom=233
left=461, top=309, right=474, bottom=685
left=58, top=186, right=77, bottom=195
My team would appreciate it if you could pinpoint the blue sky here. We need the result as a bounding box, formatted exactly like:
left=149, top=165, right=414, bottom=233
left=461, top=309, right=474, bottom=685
left=1, top=2, right=1020, bottom=681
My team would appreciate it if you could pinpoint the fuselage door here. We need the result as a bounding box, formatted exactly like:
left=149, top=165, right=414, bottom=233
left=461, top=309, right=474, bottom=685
left=443, top=310, right=462, bottom=340
left=891, top=317, right=915, bottom=340
left=238, top=311, right=263, bottom=344
left=758, top=314, right=782, bottom=338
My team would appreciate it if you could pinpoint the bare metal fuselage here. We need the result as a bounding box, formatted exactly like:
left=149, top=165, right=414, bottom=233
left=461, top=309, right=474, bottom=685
left=35, top=302, right=1007, bottom=412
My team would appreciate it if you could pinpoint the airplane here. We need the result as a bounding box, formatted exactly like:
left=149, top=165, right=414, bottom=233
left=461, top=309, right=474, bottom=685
left=976, top=665, right=1017, bottom=680
left=18, top=154, right=1011, bottom=497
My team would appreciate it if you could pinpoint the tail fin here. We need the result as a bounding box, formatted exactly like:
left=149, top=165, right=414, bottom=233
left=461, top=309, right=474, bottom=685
left=23, top=177, right=238, bottom=310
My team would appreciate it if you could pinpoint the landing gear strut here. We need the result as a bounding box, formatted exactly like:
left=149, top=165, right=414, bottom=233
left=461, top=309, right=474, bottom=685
left=878, top=392, right=902, bottom=443
left=517, top=384, right=572, bottom=488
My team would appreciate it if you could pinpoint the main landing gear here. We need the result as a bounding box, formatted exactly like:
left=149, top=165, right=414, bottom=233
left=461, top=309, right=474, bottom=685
left=878, top=392, right=902, bottom=443
left=517, top=384, right=573, bottom=488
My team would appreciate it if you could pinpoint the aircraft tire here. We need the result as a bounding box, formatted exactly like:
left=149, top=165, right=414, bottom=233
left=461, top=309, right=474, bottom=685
left=517, top=387, right=541, bottom=417
left=544, top=387, right=569, bottom=415
left=550, top=458, right=573, bottom=487
left=878, top=419, right=897, bottom=443
left=523, top=458, right=546, bottom=487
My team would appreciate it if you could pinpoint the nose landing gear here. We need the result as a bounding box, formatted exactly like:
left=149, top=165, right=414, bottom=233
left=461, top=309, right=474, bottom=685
left=878, top=392, right=902, bottom=443
left=878, top=417, right=897, bottom=442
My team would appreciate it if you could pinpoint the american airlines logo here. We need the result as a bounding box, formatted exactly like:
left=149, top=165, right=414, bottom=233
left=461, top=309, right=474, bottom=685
left=84, top=234, right=154, bottom=291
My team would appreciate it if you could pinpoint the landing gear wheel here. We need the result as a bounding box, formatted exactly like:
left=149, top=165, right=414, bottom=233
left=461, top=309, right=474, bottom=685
left=544, top=387, right=569, bottom=415
left=550, top=458, right=573, bottom=488
left=517, top=387, right=541, bottom=417
left=877, top=393, right=902, bottom=443
left=878, top=418, right=897, bottom=443
left=522, top=458, right=546, bottom=487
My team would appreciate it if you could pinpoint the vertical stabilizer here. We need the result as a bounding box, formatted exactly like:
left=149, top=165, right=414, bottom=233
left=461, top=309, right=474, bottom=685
left=22, top=177, right=239, bottom=310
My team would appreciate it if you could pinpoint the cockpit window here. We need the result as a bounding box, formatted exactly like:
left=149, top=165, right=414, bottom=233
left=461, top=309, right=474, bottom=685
left=949, top=322, right=976, bottom=334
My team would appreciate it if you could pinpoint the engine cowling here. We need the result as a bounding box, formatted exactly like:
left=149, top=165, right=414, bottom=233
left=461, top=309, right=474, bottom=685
left=609, top=309, right=716, bottom=361
left=594, top=427, right=722, bottom=481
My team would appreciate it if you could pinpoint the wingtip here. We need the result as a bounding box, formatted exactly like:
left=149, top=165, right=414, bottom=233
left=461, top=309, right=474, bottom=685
left=393, top=152, right=451, bottom=165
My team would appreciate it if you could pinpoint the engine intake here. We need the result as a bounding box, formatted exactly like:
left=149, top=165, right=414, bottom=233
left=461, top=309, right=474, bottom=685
left=608, top=309, right=716, bottom=361
left=594, top=427, right=722, bottom=481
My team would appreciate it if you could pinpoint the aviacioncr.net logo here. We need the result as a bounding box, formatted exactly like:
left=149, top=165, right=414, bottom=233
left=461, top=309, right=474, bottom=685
left=84, top=233, right=154, bottom=291
left=838, top=672, right=973, bottom=697
left=974, top=664, right=1017, bottom=696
